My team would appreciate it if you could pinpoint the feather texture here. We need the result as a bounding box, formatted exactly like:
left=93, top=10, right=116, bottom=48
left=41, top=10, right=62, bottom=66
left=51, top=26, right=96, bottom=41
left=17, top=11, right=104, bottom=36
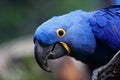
left=114, top=0, right=120, bottom=5
left=89, top=6, right=120, bottom=51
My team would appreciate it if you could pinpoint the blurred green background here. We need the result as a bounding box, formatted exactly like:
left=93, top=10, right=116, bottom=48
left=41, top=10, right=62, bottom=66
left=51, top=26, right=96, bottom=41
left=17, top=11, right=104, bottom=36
left=0, top=0, right=111, bottom=80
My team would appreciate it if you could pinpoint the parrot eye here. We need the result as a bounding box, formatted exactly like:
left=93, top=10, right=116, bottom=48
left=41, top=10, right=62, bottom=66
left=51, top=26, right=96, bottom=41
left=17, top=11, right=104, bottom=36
left=56, top=28, right=66, bottom=38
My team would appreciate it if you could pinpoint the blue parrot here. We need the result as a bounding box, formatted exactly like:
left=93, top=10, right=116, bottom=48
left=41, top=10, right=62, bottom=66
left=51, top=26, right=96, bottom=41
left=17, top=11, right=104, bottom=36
left=33, top=5, right=120, bottom=71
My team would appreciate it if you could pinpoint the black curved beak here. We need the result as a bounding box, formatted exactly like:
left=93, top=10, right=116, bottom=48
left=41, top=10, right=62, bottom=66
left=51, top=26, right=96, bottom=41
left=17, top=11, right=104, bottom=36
left=34, top=40, right=68, bottom=72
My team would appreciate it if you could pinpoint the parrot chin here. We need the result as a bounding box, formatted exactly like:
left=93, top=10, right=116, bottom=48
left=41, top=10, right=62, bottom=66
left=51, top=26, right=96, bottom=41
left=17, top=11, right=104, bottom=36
left=34, top=40, right=68, bottom=72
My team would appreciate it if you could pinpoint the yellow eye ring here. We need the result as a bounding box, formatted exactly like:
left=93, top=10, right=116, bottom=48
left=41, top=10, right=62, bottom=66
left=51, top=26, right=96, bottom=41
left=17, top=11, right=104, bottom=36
left=56, top=28, right=66, bottom=38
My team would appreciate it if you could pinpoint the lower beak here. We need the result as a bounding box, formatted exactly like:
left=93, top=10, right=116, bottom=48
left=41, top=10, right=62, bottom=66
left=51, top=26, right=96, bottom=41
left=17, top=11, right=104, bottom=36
left=34, top=40, right=68, bottom=71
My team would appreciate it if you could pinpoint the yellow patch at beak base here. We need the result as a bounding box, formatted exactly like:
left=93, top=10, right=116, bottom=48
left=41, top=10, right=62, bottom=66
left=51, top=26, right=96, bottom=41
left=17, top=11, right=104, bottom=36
left=60, top=42, right=71, bottom=55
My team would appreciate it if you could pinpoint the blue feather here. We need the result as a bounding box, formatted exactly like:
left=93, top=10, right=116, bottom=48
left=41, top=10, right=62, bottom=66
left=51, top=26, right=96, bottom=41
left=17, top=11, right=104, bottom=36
left=89, top=5, right=120, bottom=51
left=113, top=0, right=120, bottom=5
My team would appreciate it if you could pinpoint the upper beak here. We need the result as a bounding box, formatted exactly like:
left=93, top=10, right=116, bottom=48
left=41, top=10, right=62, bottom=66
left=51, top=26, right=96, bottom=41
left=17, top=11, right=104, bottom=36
left=34, top=40, right=69, bottom=72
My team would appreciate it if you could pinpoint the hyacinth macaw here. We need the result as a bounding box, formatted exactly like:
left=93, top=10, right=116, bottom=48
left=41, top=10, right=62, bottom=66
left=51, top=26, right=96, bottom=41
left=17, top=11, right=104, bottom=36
left=33, top=4, right=120, bottom=71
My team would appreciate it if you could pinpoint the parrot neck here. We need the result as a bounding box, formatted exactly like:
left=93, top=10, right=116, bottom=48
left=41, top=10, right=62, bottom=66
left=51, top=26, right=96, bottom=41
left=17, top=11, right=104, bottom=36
left=85, top=38, right=116, bottom=67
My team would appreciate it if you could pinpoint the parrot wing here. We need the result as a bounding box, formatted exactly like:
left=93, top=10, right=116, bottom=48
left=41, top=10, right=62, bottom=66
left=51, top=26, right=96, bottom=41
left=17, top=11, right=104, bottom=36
left=89, top=5, right=120, bottom=51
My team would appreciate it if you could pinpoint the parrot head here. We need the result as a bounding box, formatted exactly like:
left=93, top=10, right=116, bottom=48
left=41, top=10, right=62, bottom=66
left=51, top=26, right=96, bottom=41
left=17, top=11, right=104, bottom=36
left=33, top=10, right=96, bottom=71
